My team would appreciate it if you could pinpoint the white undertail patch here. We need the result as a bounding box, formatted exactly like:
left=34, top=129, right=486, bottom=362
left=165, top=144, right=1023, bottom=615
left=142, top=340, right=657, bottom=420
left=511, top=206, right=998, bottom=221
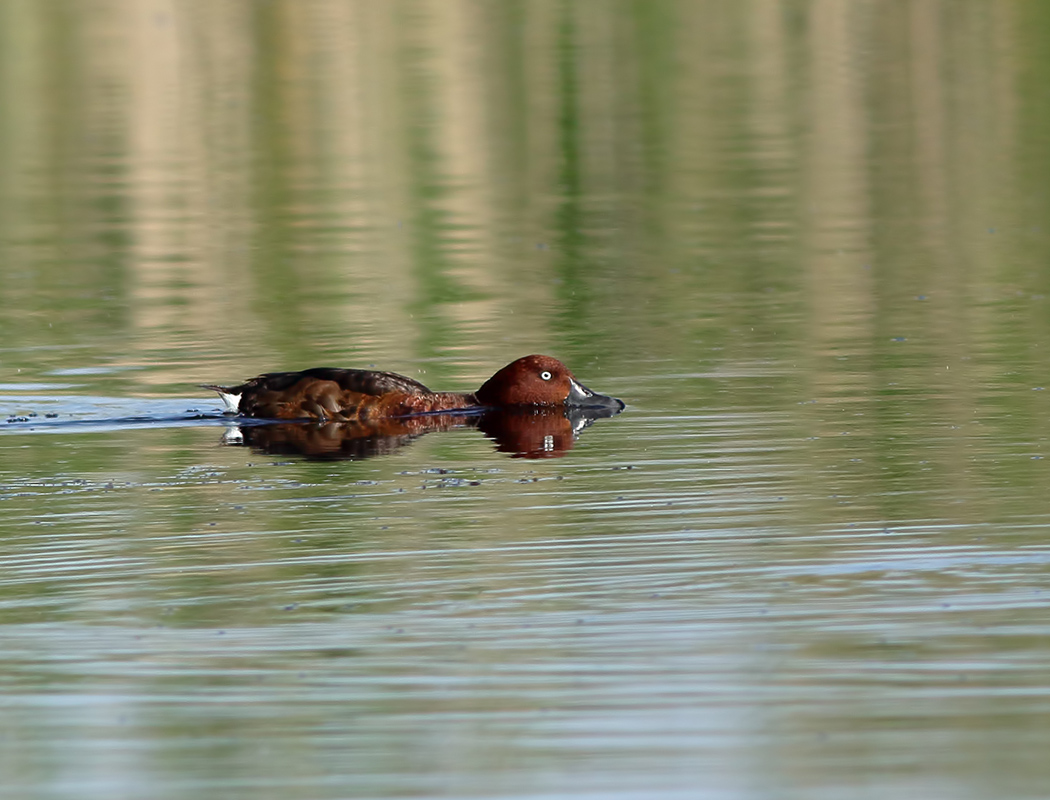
left=216, top=391, right=242, bottom=414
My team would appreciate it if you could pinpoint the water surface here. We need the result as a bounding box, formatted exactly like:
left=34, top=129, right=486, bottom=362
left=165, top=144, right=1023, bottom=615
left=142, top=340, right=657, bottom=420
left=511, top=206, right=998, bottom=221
left=3, top=2, right=1050, bottom=798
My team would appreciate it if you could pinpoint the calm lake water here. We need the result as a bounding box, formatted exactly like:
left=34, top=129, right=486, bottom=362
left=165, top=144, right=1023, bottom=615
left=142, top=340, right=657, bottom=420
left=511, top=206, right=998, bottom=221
left=3, top=2, right=1050, bottom=798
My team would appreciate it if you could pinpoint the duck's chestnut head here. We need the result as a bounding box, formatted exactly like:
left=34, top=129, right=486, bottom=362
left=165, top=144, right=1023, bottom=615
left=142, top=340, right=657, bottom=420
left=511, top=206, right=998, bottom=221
left=475, top=355, right=624, bottom=411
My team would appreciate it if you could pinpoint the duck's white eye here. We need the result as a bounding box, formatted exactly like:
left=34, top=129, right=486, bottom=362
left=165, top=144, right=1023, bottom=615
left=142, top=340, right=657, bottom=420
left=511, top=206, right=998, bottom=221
left=540, top=370, right=553, bottom=381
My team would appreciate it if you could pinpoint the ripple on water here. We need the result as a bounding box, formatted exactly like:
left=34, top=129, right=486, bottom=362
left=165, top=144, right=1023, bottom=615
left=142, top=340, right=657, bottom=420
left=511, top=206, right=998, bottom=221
left=1, top=387, right=1049, bottom=798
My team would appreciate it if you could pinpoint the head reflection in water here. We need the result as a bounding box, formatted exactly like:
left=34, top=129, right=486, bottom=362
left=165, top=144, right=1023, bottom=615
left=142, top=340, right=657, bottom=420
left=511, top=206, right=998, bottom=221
left=221, top=406, right=622, bottom=461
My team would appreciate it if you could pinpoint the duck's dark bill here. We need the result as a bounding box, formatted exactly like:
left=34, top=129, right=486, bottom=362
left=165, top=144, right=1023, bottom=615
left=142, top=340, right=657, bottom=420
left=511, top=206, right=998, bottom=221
left=565, top=378, right=625, bottom=411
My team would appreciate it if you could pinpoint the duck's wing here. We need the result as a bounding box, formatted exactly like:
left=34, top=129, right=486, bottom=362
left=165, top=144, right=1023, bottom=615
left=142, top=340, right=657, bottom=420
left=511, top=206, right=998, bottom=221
left=245, top=367, right=432, bottom=397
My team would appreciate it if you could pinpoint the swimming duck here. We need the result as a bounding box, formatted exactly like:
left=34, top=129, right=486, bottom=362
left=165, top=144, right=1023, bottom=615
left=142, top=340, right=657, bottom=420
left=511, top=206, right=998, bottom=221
left=203, top=354, right=624, bottom=422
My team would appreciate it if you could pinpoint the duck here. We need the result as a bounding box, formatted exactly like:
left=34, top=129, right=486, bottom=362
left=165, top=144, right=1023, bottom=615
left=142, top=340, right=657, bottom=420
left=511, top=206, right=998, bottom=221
left=202, top=354, right=624, bottom=422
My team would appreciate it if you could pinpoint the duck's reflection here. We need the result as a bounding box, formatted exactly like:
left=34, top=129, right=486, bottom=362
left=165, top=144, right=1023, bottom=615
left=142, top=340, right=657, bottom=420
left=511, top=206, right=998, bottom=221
left=221, top=406, right=620, bottom=460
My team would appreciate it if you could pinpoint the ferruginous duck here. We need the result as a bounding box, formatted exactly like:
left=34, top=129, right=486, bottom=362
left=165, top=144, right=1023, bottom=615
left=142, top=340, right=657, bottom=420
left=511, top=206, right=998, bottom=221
left=202, top=355, right=624, bottom=422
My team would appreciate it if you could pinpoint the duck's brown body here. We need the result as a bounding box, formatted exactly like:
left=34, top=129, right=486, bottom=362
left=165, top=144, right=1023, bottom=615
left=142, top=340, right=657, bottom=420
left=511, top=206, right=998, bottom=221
left=203, top=355, right=623, bottom=422
left=218, top=368, right=478, bottom=421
